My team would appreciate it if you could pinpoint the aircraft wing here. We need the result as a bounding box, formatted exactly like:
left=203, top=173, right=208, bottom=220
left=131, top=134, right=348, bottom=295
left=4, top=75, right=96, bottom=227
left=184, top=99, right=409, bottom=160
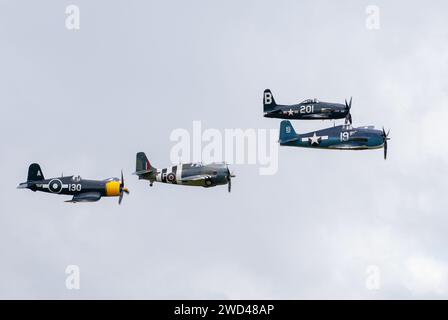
left=65, top=192, right=102, bottom=203
left=349, top=137, right=369, bottom=143
left=179, top=175, right=212, bottom=183
left=308, top=114, right=329, bottom=118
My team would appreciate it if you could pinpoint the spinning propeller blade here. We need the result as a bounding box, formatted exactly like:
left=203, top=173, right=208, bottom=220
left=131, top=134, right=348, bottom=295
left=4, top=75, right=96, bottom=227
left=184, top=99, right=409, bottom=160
left=382, top=127, right=391, bottom=160
left=226, top=165, right=235, bottom=193
left=345, top=97, right=353, bottom=125
left=118, top=170, right=130, bottom=205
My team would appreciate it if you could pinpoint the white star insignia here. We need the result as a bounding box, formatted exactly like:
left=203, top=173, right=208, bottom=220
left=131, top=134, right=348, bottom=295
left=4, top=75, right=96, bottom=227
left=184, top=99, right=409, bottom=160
left=287, top=109, right=294, bottom=116
left=308, top=132, right=321, bottom=145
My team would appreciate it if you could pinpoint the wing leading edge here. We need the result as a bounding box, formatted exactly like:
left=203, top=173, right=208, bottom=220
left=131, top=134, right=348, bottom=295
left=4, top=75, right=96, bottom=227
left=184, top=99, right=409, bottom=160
left=65, top=192, right=102, bottom=203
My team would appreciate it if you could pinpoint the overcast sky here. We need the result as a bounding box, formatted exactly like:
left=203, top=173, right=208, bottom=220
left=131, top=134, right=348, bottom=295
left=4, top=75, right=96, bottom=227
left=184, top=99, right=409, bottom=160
left=1, top=0, right=448, bottom=299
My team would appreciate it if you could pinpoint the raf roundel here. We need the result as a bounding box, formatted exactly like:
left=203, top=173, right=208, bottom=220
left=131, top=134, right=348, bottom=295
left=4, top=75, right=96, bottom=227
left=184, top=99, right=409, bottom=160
left=167, top=173, right=176, bottom=183
left=48, top=179, right=63, bottom=193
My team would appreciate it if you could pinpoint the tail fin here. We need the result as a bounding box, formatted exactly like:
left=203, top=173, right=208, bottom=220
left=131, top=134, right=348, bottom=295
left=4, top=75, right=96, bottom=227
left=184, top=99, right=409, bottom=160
left=263, top=89, right=277, bottom=112
left=279, top=120, right=298, bottom=144
left=135, top=152, right=156, bottom=176
left=27, top=163, right=44, bottom=181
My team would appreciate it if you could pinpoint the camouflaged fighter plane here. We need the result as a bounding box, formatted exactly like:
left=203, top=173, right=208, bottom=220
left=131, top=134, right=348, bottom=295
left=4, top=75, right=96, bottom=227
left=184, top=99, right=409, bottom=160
left=279, top=120, right=391, bottom=159
left=263, top=89, right=353, bottom=124
left=17, top=163, right=130, bottom=204
left=133, top=152, right=236, bottom=192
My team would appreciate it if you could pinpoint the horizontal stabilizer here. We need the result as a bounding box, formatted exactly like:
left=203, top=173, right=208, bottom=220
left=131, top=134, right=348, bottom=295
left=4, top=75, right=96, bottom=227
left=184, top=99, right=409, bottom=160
left=279, top=136, right=300, bottom=143
left=266, top=108, right=282, bottom=114
left=133, top=169, right=153, bottom=176
left=17, top=182, right=31, bottom=189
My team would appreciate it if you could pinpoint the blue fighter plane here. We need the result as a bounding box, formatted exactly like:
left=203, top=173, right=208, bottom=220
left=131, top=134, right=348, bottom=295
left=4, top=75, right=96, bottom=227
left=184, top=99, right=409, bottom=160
left=279, top=120, right=391, bottom=159
left=263, top=89, right=353, bottom=124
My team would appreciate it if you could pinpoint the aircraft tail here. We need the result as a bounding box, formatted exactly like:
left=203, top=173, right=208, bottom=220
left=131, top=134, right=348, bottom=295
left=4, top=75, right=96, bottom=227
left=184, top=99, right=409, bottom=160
left=27, top=163, right=44, bottom=182
left=263, top=89, right=277, bottom=112
left=134, top=152, right=156, bottom=176
left=279, top=120, right=299, bottom=144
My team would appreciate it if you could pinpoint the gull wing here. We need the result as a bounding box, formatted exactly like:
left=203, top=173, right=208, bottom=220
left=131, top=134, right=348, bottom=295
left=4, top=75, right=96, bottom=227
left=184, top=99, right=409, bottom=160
left=65, top=192, right=102, bottom=203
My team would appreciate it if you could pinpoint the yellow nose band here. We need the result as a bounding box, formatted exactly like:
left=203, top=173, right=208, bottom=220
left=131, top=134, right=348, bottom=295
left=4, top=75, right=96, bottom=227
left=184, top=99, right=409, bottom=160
left=105, top=181, right=121, bottom=197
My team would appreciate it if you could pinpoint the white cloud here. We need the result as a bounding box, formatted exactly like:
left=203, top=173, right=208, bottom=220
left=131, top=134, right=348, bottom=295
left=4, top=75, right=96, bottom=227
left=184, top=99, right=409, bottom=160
left=404, top=256, right=448, bottom=296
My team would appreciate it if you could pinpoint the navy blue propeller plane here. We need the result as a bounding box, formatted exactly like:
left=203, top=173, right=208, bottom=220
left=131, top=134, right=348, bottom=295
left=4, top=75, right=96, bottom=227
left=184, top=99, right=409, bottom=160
left=17, top=164, right=130, bottom=204
left=263, top=89, right=353, bottom=124
left=279, top=120, right=391, bottom=159
left=134, top=152, right=235, bottom=192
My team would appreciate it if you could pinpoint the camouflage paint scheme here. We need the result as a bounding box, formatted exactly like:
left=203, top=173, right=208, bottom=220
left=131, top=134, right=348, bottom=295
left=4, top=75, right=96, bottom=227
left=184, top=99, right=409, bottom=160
left=134, top=152, right=235, bottom=192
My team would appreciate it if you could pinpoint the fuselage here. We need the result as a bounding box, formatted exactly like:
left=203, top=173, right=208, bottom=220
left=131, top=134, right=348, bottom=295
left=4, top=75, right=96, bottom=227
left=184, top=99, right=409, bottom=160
left=281, top=125, right=384, bottom=150
left=141, top=163, right=229, bottom=187
left=264, top=100, right=348, bottom=120
left=19, top=175, right=122, bottom=197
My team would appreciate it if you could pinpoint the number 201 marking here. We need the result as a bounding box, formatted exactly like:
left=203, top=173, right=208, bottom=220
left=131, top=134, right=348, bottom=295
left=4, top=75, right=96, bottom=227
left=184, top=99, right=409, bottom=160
left=300, top=105, right=314, bottom=114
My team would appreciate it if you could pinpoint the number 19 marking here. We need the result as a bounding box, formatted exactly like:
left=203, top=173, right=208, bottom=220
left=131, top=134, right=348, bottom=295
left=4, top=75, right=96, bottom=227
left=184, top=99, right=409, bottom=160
left=340, top=132, right=349, bottom=141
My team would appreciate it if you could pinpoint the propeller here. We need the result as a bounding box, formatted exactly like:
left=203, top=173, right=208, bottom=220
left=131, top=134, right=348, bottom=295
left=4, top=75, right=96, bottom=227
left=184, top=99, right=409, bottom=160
left=382, top=127, right=391, bottom=160
left=118, top=170, right=130, bottom=205
left=345, top=97, right=352, bottom=125
left=226, top=165, right=236, bottom=193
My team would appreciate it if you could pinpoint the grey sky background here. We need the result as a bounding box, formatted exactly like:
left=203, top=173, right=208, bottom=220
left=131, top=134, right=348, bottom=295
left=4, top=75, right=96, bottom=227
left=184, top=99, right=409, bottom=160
left=1, top=0, right=448, bottom=299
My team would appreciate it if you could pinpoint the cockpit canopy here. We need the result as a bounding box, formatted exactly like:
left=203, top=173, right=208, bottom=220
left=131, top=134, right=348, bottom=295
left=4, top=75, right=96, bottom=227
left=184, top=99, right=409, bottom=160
left=191, top=163, right=204, bottom=167
left=72, top=175, right=82, bottom=182
left=301, top=98, right=319, bottom=104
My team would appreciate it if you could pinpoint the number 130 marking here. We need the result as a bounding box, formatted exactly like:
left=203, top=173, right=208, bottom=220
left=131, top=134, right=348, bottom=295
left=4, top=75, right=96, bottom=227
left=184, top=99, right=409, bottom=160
left=68, top=184, right=82, bottom=192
